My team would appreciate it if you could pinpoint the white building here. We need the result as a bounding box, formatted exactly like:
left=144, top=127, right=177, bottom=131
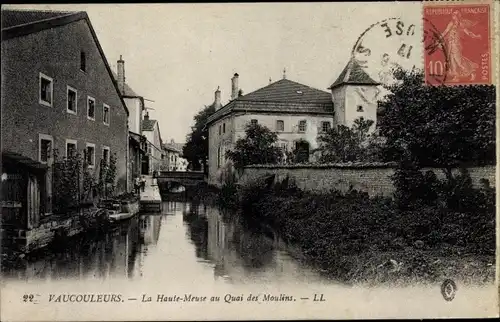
left=206, top=58, right=380, bottom=185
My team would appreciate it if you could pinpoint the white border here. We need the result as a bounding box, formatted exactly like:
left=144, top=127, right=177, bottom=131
left=85, top=142, right=96, bottom=168
left=87, top=96, right=96, bottom=121
left=39, top=73, right=53, bottom=107
left=103, top=103, right=110, bottom=126
left=276, top=119, right=284, bottom=132
left=102, top=145, right=110, bottom=165
left=65, top=139, right=78, bottom=158
left=298, top=119, right=307, bottom=132
left=66, top=85, right=78, bottom=115
left=38, top=133, right=53, bottom=164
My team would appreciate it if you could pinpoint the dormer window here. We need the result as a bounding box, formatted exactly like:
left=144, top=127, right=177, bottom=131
left=80, top=51, right=86, bottom=72
left=357, top=105, right=364, bottom=112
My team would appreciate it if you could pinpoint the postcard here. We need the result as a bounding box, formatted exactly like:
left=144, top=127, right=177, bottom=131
left=1, top=1, right=498, bottom=320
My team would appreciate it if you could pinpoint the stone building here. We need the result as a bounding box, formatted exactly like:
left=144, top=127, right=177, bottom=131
left=1, top=9, right=129, bottom=229
left=162, top=139, right=187, bottom=172
left=205, top=61, right=380, bottom=185
left=141, top=113, right=163, bottom=174
left=113, top=56, right=148, bottom=188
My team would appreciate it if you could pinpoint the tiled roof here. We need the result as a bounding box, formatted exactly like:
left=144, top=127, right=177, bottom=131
left=206, top=78, right=333, bottom=126
left=163, top=143, right=183, bottom=153
left=1, top=9, right=78, bottom=29
left=239, top=79, right=332, bottom=104
left=142, top=119, right=157, bottom=131
left=111, top=70, right=139, bottom=96
left=329, top=58, right=379, bottom=89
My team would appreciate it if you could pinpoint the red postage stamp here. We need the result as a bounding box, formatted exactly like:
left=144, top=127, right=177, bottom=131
left=423, top=2, right=491, bottom=86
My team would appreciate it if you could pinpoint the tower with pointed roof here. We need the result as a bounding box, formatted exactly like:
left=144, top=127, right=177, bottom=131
left=328, top=58, right=380, bottom=130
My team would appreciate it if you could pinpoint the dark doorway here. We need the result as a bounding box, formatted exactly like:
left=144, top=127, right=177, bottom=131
left=294, top=140, right=310, bottom=163
left=141, top=156, right=150, bottom=175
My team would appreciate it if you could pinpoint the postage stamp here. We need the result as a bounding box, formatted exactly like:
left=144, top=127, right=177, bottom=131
left=423, top=2, right=492, bottom=85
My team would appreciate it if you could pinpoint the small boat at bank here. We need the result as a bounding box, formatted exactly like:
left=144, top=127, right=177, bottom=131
left=98, top=198, right=140, bottom=223
left=108, top=210, right=136, bottom=222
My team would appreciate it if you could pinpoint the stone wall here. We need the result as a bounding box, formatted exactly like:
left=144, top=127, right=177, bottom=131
left=238, top=163, right=496, bottom=197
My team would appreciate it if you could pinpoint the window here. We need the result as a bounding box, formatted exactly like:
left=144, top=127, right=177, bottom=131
left=102, top=146, right=110, bottom=166
left=80, top=51, right=86, bottom=72
left=276, top=120, right=284, bottom=131
left=298, top=120, right=307, bottom=132
left=85, top=143, right=96, bottom=167
left=67, top=86, right=77, bottom=114
left=321, top=121, right=331, bottom=133
left=87, top=96, right=95, bottom=120
left=65, top=139, right=77, bottom=158
left=103, top=104, right=110, bottom=125
left=223, top=123, right=226, bottom=134
left=250, top=119, right=258, bottom=125
left=217, top=146, right=221, bottom=168
left=39, top=73, right=53, bottom=107
left=38, top=134, right=53, bottom=163
left=357, top=105, right=364, bottom=112
left=219, top=125, right=221, bottom=135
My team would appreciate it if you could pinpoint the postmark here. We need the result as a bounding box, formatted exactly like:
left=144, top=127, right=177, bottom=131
left=351, top=17, right=422, bottom=98
left=423, top=3, right=491, bottom=86
left=440, top=279, right=457, bottom=301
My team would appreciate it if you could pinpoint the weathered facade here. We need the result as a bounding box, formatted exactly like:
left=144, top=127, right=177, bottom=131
left=206, top=63, right=379, bottom=185
left=113, top=56, right=147, bottom=189
left=142, top=113, right=163, bottom=174
left=162, top=140, right=187, bottom=171
left=1, top=10, right=129, bottom=231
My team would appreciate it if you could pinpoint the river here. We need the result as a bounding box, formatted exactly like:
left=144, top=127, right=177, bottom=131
left=1, top=197, right=497, bottom=320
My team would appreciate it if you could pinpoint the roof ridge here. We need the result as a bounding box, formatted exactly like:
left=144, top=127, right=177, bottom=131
left=329, top=57, right=379, bottom=89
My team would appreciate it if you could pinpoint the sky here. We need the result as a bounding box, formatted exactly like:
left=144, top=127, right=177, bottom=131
left=5, top=2, right=422, bottom=143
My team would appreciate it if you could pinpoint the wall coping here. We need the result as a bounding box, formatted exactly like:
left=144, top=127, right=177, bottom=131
left=244, top=162, right=496, bottom=170
left=244, top=162, right=398, bottom=169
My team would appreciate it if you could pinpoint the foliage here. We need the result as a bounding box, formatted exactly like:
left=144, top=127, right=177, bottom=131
left=378, top=68, right=496, bottom=167
left=229, top=174, right=495, bottom=282
left=52, top=150, right=118, bottom=214
left=183, top=104, right=216, bottom=172
left=52, top=150, right=96, bottom=214
left=226, top=122, right=283, bottom=169
left=316, top=117, right=383, bottom=163
left=217, top=167, right=239, bottom=210
left=96, top=153, right=118, bottom=199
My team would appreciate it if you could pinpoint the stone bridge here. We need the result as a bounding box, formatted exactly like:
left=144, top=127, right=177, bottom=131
left=156, top=171, right=206, bottom=192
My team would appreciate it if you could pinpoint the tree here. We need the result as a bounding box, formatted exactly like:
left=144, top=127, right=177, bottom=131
left=226, top=122, right=283, bottom=169
left=378, top=68, right=496, bottom=177
left=183, top=104, right=216, bottom=172
left=315, top=117, right=382, bottom=163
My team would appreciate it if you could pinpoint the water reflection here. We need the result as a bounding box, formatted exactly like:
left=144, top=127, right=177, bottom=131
left=3, top=198, right=321, bottom=285
left=7, top=217, right=141, bottom=281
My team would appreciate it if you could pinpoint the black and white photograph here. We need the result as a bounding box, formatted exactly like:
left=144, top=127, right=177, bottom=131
left=0, top=2, right=498, bottom=320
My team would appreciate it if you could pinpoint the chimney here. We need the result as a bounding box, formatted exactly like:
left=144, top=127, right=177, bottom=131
left=231, top=73, right=239, bottom=100
left=214, top=86, right=222, bottom=110
left=144, top=112, right=149, bottom=121
left=117, top=55, right=125, bottom=94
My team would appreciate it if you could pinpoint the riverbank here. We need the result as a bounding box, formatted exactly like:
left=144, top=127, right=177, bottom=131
left=220, top=175, right=496, bottom=285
